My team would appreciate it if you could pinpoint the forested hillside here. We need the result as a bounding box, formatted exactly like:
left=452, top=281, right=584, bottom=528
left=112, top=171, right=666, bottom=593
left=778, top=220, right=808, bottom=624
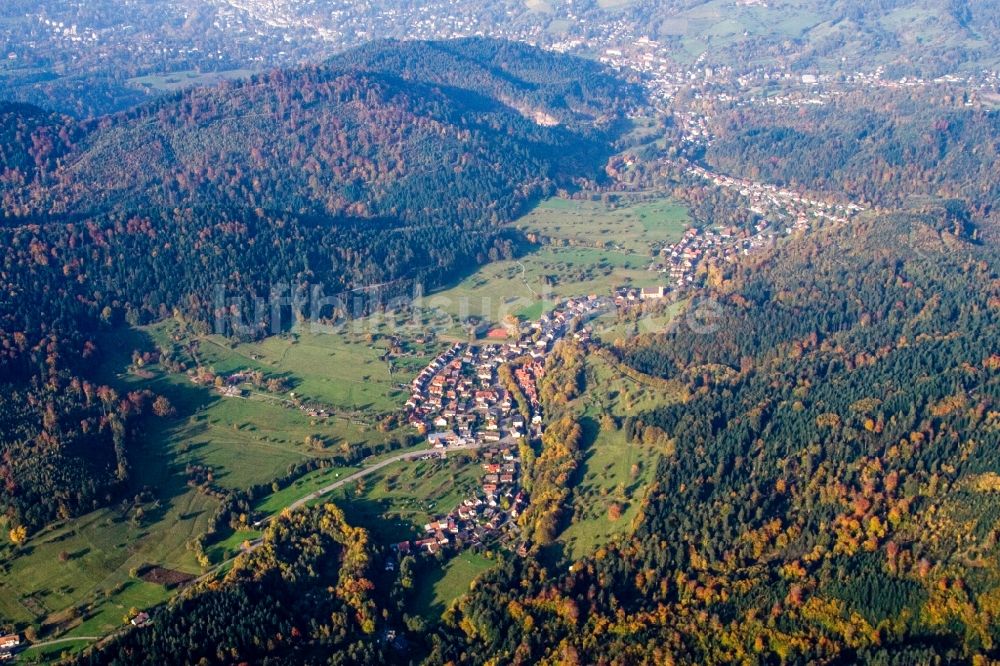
left=0, top=37, right=637, bottom=535
left=704, top=91, right=1000, bottom=214
left=77, top=504, right=390, bottom=665
left=0, top=103, right=79, bottom=191
left=326, top=38, right=630, bottom=130
left=429, top=210, right=1000, bottom=663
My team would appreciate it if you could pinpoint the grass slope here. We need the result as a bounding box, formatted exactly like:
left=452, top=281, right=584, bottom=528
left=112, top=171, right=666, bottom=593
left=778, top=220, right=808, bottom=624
left=413, top=551, right=497, bottom=621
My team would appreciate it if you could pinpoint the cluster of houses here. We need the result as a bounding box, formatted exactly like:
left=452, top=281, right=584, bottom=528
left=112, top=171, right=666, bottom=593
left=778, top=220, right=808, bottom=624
left=397, top=446, right=528, bottom=556
left=684, top=163, right=865, bottom=227
left=393, top=296, right=612, bottom=558
left=407, top=296, right=610, bottom=448
left=627, top=163, right=869, bottom=294
left=514, top=362, right=544, bottom=408
left=653, top=226, right=768, bottom=289
left=407, top=342, right=531, bottom=448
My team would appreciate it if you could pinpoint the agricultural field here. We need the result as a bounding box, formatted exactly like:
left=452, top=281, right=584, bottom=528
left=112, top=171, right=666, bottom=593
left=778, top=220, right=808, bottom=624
left=0, top=441, right=216, bottom=639
left=1, top=315, right=425, bottom=647
left=100, top=322, right=409, bottom=488
left=174, top=321, right=439, bottom=417
left=419, top=194, right=689, bottom=329
left=654, top=0, right=826, bottom=62
left=428, top=247, right=658, bottom=327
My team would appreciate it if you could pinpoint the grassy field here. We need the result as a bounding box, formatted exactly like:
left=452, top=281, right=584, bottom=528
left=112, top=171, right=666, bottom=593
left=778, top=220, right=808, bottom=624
left=200, top=326, right=425, bottom=415
left=652, top=0, right=827, bottom=63
left=428, top=246, right=657, bottom=325
left=596, top=0, right=638, bottom=8
left=412, top=551, right=497, bottom=621
left=524, top=0, right=554, bottom=13
left=591, top=300, right=687, bottom=344
left=127, top=68, right=256, bottom=92
left=174, top=320, right=438, bottom=417
left=0, top=316, right=421, bottom=647
left=0, top=449, right=216, bottom=636
left=556, top=350, right=685, bottom=559
left=559, top=425, right=661, bottom=560
left=417, top=194, right=689, bottom=328
left=516, top=195, right=690, bottom=255
left=99, top=326, right=403, bottom=489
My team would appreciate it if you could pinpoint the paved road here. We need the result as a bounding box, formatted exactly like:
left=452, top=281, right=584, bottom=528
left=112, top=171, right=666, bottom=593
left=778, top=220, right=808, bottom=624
left=210, top=443, right=489, bottom=565
left=26, top=636, right=99, bottom=649
left=287, top=447, right=453, bottom=510
left=27, top=442, right=496, bottom=654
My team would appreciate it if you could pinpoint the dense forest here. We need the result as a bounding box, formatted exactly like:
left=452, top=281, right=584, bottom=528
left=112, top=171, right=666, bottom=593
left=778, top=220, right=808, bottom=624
left=0, top=103, right=79, bottom=188
left=427, top=209, right=1000, bottom=663
left=0, top=38, right=637, bottom=535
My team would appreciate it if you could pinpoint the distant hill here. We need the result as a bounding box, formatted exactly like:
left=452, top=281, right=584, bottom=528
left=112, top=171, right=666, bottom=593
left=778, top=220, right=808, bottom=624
left=1, top=2, right=996, bottom=117
left=616, top=0, right=1000, bottom=74
left=702, top=91, right=1000, bottom=214
left=325, top=38, right=629, bottom=129
left=26, top=38, right=638, bottom=223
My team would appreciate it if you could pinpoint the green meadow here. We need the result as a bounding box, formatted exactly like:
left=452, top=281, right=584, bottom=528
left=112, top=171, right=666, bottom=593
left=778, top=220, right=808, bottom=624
left=516, top=195, right=690, bottom=255
left=412, top=551, right=497, bottom=621
left=0, top=316, right=421, bottom=648
left=127, top=68, right=256, bottom=93
left=555, top=349, right=685, bottom=559
left=419, top=193, right=690, bottom=328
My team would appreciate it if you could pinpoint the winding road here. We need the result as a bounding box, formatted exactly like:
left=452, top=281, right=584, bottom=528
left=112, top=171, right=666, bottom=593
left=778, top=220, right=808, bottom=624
left=26, top=442, right=486, bottom=654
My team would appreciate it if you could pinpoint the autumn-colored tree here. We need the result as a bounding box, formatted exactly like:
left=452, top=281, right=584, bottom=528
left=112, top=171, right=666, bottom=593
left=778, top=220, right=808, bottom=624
left=152, top=395, right=175, bottom=417
left=9, top=525, right=28, bottom=545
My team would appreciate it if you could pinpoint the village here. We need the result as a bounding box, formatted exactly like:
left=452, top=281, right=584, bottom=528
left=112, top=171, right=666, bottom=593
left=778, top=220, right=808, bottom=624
left=393, top=296, right=612, bottom=557
left=621, top=161, right=869, bottom=293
